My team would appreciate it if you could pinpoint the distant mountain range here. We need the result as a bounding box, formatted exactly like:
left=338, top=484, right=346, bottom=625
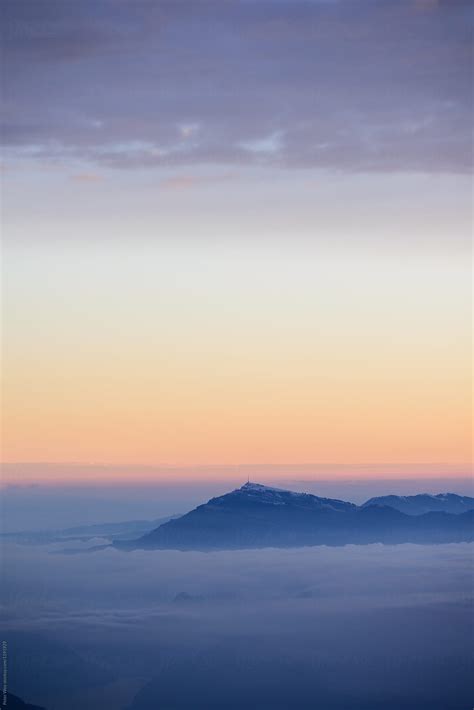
left=1, top=515, right=179, bottom=546
left=362, top=493, right=474, bottom=515
left=117, top=483, right=474, bottom=551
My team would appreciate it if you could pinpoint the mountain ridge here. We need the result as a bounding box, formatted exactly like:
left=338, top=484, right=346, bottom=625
left=118, top=483, right=474, bottom=551
left=362, top=493, right=474, bottom=515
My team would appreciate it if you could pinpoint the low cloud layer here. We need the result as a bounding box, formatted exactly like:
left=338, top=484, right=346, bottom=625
left=3, top=541, right=473, bottom=623
left=2, top=541, right=473, bottom=709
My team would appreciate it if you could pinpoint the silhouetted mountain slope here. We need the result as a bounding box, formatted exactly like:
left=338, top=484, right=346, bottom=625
left=5, top=695, right=47, bottom=710
left=123, top=483, right=474, bottom=551
left=0, top=515, right=179, bottom=545
left=6, top=631, right=116, bottom=704
left=362, top=493, right=474, bottom=515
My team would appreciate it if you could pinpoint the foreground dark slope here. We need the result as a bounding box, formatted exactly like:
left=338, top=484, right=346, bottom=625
left=122, top=483, right=474, bottom=551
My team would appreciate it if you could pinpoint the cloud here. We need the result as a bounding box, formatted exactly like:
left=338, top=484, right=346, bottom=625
left=3, top=540, right=473, bottom=629
left=160, top=175, right=203, bottom=191
left=2, top=539, right=472, bottom=708
left=0, top=0, right=472, bottom=174
left=414, top=0, right=439, bottom=10
left=70, top=172, right=103, bottom=182
left=159, top=173, right=233, bottom=191
left=178, top=123, right=200, bottom=140
left=240, top=131, right=284, bottom=155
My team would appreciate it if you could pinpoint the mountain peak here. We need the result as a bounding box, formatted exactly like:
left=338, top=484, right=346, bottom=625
left=231, top=481, right=356, bottom=512
left=240, top=481, right=286, bottom=493
left=236, top=481, right=309, bottom=502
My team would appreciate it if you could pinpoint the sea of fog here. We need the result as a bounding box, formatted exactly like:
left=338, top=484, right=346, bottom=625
left=1, top=540, right=473, bottom=709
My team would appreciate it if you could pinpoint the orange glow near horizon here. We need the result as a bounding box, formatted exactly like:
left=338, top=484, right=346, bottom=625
left=1, top=462, right=472, bottom=488
left=2, top=178, right=471, bottom=486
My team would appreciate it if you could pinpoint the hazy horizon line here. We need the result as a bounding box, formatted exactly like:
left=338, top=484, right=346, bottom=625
left=3, top=462, right=471, bottom=489
left=3, top=460, right=471, bottom=468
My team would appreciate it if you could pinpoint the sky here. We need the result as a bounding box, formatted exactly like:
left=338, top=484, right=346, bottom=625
left=1, top=0, right=472, bottom=484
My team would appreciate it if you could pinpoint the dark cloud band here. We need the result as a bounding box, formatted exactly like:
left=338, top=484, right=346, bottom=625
left=1, top=0, right=472, bottom=173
